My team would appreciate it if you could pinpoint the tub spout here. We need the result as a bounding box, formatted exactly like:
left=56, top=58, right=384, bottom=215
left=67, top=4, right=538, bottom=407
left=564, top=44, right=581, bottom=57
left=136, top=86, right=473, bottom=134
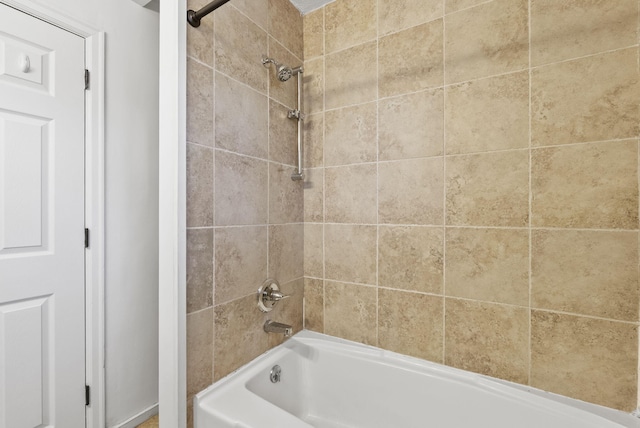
left=264, top=320, right=293, bottom=337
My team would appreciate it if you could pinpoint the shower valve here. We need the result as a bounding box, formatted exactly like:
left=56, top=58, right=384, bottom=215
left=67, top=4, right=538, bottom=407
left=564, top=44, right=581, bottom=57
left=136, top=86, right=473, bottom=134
left=257, top=279, right=290, bottom=312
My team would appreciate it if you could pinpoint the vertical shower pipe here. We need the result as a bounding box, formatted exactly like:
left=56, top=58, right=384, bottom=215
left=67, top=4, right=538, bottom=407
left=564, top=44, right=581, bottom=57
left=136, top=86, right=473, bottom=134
left=290, top=66, right=304, bottom=181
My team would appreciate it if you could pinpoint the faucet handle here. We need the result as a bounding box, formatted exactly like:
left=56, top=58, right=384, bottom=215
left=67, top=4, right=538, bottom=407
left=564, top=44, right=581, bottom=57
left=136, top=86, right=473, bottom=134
left=267, top=289, right=290, bottom=302
left=257, top=279, right=289, bottom=312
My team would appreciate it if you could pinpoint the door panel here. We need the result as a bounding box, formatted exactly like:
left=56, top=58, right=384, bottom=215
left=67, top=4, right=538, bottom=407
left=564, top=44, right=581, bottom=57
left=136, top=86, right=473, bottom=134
left=0, top=111, right=51, bottom=252
left=0, top=4, right=86, bottom=428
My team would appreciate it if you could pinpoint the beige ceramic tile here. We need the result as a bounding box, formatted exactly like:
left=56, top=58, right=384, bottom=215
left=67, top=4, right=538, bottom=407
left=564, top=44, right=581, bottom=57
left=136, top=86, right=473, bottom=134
left=187, top=308, right=213, bottom=397
left=325, top=224, right=377, bottom=285
left=304, top=168, right=324, bottom=222
left=445, top=0, right=490, bottom=14
left=379, top=20, right=444, bottom=98
left=324, top=0, right=376, bottom=54
left=215, top=72, right=268, bottom=159
left=379, top=89, right=444, bottom=161
left=304, top=113, right=324, bottom=169
left=186, top=58, right=214, bottom=147
left=214, top=5, right=268, bottom=93
left=304, top=9, right=324, bottom=59
left=445, top=0, right=528, bottom=84
left=325, top=281, right=377, bottom=345
left=186, top=143, right=214, bottom=228
left=531, top=311, right=638, bottom=411
left=446, top=150, right=529, bottom=227
left=325, top=42, right=377, bottom=110
left=379, top=0, right=443, bottom=36
left=445, top=71, right=529, bottom=155
left=214, top=150, right=268, bottom=226
left=378, top=289, right=444, bottom=362
left=531, top=48, right=639, bottom=147
left=269, top=100, right=298, bottom=166
left=303, top=58, right=324, bottom=114
left=445, top=228, right=529, bottom=306
left=445, top=299, right=529, bottom=383
left=187, top=228, right=214, bottom=313
left=304, top=278, right=324, bottom=333
left=214, top=226, right=268, bottom=305
left=268, top=0, right=303, bottom=59
left=214, top=295, right=269, bottom=380
left=268, top=38, right=301, bottom=109
left=325, top=164, right=377, bottom=224
left=531, top=140, right=639, bottom=229
left=231, top=0, right=269, bottom=30
left=269, top=163, right=303, bottom=224
left=531, top=0, right=638, bottom=67
left=269, top=224, right=304, bottom=284
left=187, top=0, right=214, bottom=66
left=379, top=158, right=444, bottom=225
left=532, top=230, right=639, bottom=321
left=378, top=226, right=443, bottom=294
left=325, top=103, right=377, bottom=166
left=304, top=223, right=323, bottom=278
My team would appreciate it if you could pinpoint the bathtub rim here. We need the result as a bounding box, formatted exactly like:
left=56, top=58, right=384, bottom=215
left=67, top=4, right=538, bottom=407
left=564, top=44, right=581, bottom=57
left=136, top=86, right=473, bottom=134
left=195, top=330, right=640, bottom=428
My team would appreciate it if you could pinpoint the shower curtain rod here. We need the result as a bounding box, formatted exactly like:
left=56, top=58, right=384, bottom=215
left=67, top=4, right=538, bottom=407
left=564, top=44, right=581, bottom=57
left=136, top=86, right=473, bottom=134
left=187, top=0, right=231, bottom=27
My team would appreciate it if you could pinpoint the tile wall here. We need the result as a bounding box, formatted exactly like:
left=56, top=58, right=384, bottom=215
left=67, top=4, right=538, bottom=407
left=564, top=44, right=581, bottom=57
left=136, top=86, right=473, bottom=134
left=302, top=0, right=640, bottom=411
left=185, top=0, right=304, bottom=425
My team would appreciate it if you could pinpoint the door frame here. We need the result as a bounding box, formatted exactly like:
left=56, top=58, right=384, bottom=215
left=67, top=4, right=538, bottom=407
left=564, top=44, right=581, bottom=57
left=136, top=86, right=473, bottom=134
left=0, top=1, right=106, bottom=427
left=158, top=0, right=186, bottom=426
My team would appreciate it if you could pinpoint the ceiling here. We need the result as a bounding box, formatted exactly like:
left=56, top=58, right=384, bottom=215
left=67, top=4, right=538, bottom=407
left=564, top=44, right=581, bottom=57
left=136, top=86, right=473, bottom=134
left=288, top=0, right=335, bottom=14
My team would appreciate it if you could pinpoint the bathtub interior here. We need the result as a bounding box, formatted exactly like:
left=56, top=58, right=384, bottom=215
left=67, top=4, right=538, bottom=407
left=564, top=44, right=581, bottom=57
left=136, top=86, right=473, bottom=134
left=197, top=331, right=640, bottom=428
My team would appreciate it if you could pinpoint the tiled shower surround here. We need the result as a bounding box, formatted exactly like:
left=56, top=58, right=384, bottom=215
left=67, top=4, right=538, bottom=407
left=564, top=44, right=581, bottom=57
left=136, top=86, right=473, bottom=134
left=302, top=0, right=639, bottom=413
left=185, top=0, right=304, bottom=425
left=186, top=0, right=640, bottom=423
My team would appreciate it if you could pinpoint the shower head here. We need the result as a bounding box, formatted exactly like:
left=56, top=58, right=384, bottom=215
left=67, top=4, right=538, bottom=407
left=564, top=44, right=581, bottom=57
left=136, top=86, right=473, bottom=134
left=262, top=56, right=301, bottom=82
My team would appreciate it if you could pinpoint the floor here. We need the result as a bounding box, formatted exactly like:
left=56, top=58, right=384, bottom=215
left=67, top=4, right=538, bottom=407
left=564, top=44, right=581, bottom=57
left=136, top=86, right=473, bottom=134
left=136, top=415, right=159, bottom=428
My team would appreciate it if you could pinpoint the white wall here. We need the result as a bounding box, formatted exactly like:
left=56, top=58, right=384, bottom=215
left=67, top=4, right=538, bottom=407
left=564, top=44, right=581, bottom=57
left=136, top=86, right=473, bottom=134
left=28, top=0, right=160, bottom=426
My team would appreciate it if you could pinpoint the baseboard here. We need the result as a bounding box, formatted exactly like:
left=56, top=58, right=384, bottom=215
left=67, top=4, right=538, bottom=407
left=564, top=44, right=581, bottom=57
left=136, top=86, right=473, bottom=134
left=110, top=403, right=158, bottom=428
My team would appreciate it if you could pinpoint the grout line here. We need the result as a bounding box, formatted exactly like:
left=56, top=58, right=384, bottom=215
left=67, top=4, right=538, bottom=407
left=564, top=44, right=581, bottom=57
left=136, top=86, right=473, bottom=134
left=442, top=0, right=447, bottom=365
left=266, top=36, right=272, bottom=281
left=319, top=38, right=640, bottom=114
left=444, top=0, right=495, bottom=17
left=375, top=0, right=380, bottom=348
left=214, top=67, right=269, bottom=98
left=531, top=44, right=640, bottom=70
left=212, top=19, right=217, bottom=381
left=186, top=305, right=214, bottom=317
left=302, top=277, right=640, bottom=326
left=321, top=4, right=327, bottom=335
left=226, top=1, right=304, bottom=64
left=212, top=146, right=298, bottom=169
left=186, top=55, right=214, bottom=71
left=193, top=223, right=640, bottom=233
left=527, top=0, right=533, bottom=387
left=315, top=223, right=640, bottom=233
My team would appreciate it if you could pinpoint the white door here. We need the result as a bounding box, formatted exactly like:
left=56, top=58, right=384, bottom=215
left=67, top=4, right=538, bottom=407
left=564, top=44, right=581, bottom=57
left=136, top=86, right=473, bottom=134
left=0, top=3, right=86, bottom=428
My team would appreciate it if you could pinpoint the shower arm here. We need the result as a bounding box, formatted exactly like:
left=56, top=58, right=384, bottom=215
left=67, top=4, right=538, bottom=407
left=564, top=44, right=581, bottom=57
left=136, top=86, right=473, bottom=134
left=187, top=0, right=231, bottom=28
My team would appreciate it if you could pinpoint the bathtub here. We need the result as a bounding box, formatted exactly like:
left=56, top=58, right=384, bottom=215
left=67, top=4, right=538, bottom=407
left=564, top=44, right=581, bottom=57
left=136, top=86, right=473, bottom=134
left=195, top=330, right=640, bottom=428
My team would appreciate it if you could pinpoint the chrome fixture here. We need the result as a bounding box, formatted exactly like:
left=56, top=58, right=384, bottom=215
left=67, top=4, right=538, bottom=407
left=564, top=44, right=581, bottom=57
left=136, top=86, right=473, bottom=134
left=270, top=365, right=282, bottom=383
left=264, top=320, right=293, bottom=337
left=262, top=56, right=305, bottom=181
left=262, top=57, right=301, bottom=82
left=258, top=279, right=290, bottom=312
left=187, top=0, right=231, bottom=27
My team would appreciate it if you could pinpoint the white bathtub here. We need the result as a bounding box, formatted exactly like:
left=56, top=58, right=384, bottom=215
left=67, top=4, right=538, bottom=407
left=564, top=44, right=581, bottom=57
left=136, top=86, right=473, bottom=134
left=195, top=331, right=640, bottom=428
